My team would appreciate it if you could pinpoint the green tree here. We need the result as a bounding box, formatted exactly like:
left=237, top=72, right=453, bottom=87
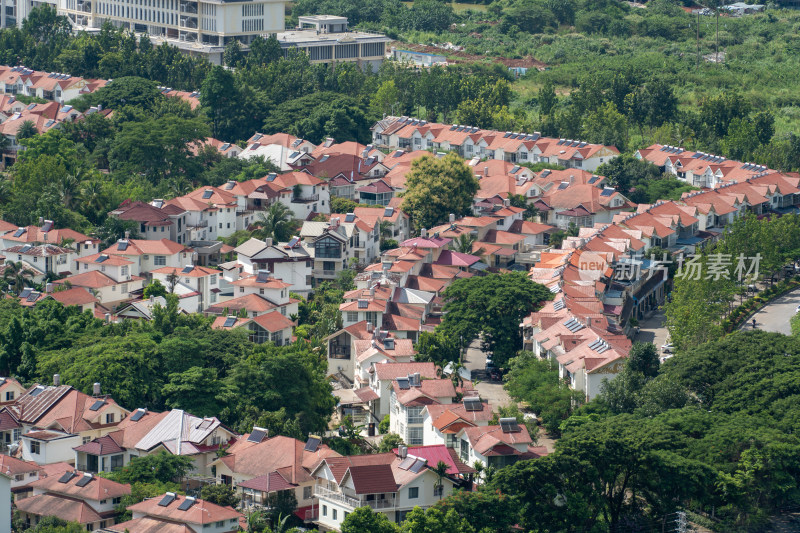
left=223, top=40, right=244, bottom=67
left=252, top=202, right=294, bottom=242
left=538, top=79, right=557, bottom=116
left=162, top=366, right=230, bottom=417
left=439, top=272, right=552, bottom=367
left=400, top=506, right=475, bottom=533
left=378, top=432, right=405, bottom=452
left=435, top=489, right=517, bottom=533
left=200, top=483, right=239, bottom=507
left=200, top=65, right=242, bottom=140
left=341, top=506, right=400, bottom=533
left=109, top=451, right=194, bottom=484
left=143, top=279, right=168, bottom=299
left=373, top=80, right=402, bottom=117
left=401, top=153, right=479, bottom=232
left=16, top=120, right=38, bottom=141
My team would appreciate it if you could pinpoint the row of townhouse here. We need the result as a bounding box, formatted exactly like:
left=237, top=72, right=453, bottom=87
left=521, top=167, right=800, bottom=400
left=637, top=143, right=779, bottom=189
left=0, top=65, right=108, bottom=104
left=372, top=115, right=620, bottom=170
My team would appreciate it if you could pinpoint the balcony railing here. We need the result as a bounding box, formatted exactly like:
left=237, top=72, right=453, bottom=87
left=292, top=194, right=320, bottom=203
left=315, top=486, right=360, bottom=509
left=312, top=269, right=337, bottom=277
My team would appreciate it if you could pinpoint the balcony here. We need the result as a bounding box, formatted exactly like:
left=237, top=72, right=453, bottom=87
left=315, top=486, right=360, bottom=509
left=179, top=1, right=197, bottom=13
left=312, top=269, right=337, bottom=278
left=180, top=17, right=198, bottom=29
left=314, top=486, right=396, bottom=511
left=291, top=194, right=319, bottom=203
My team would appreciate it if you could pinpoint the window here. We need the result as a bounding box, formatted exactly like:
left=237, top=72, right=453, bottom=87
left=315, top=237, right=341, bottom=259
left=210, top=292, right=217, bottom=303
left=210, top=274, right=217, bottom=285
left=407, top=427, right=423, bottom=445
left=407, top=407, right=424, bottom=424
left=30, top=441, right=40, bottom=455
left=322, top=505, right=327, bottom=516
left=5, top=391, right=13, bottom=402
left=365, top=312, right=378, bottom=325
left=332, top=509, right=337, bottom=521
left=100, top=499, right=107, bottom=505
left=82, top=436, right=91, bottom=444
left=105, top=413, right=115, bottom=424
left=347, top=312, right=358, bottom=323
left=154, top=255, right=166, bottom=266
left=408, top=487, right=419, bottom=499
left=121, top=283, right=129, bottom=293
left=215, top=521, right=224, bottom=527
left=121, top=266, right=129, bottom=277
left=112, top=497, right=121, bottom=505
left=303, top=486, right=312, bottom=499
left=14, top=474, right=23, bottom=481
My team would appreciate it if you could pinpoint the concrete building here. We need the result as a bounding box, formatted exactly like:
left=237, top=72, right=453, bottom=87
left=277, top=16, right=391, bottom=71
left=56, top=0, right=286, bottom=65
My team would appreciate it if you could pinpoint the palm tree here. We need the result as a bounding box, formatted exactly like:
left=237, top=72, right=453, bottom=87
left=57, top=174, right=82, bottom=210
left=471, top=460, right=485, bottom=484
left=432, top=460, right=450, bottom=499
left=454, top=233, right=484, bottom=256
left=252, top=202, right=293, bottom=242
left=2, top=261, right=35, bottom=295
left=16, top=120, right=37, bottom=141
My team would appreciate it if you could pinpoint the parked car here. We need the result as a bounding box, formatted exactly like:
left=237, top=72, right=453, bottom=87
left=661, top=342, right=674, bottom=354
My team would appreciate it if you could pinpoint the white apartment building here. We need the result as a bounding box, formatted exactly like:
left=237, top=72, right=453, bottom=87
left=55, top=0, right=286, bottom=64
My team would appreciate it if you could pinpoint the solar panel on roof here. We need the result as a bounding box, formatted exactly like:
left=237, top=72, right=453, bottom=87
left=13, top=228, right=25, bottom=237
left=178, top=497, right=196, bottom=511
left=89, top=400, right=105, bottom=411
left=202, top=190, right=213, bottom=199
left=223, top=317, right=237, bottom=328
left=224, top=181, right=235, bottom=190
left=588, top=176, right=599, bottom=184
left=19, top=288, right=32, bottom=299
left=287, top=237, right=300, bottom=248
left=252, top=133, right=262, bottom=141
left=181, top=265, right=194, bottom=274
left=557, top=182, right=569, bottom=190
left=503, top=132, right=511, bottom=138
left=75, top=474, right=93, bottom=487
left=247, top=428, right=267, bottom=443
left=58, top=471, right=76, bottom=483
left=345, top=213, right=356, bottom=223
left=384, top=207, right=394, bottom=217
left=511, top=166, right=520, bottom=174
left=397, top=377, right=410, bottom=390
left=29, top=385, right=44, bottom=397
left=449, top=125, right=457, bottom=131
left=20, top=244, right=32, bottom=253
left=266, top=173, right=277, bottom=182
left=557, top=139, right=565, bottom=145
left=117, top=241, right=128, bottom=251
left=358, top=299, right=368, bottom=309
left=158, top=493, right=177, bottom=507
left=26, top=292, right=39, bottom=302
left=220, top=143, right=231, bottom=151
left=398, top=456, right=416, bottom=470
left=256, top=271, right=270, bottom=283
left=600, top=188, right=615, bottom=197
left=130, top=408, right=146, bottom=422
left=304, top=436, right=321, bottom=452
left=409, top=458, right=428, bottom=473
left=95, top=255, right=107, bottom=263
left=499, top=417, right=521, bottom=433
left=464, top=397, right=482, bottom=411
left=553, top=299, right=565, bottom=311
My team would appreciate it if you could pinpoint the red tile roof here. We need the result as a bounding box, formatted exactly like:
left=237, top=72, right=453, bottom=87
left=15, top=493, right=102, bottom=524
left=346, top=464, right=399, bottom=494
left=127, top=494, right=242, bottom=525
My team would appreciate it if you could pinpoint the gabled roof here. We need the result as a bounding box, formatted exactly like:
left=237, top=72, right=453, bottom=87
left=134, top=409, right=226, bottom=454
left=27, top=469, right=130, bottom=500
left=346, top=464, right=399, bottom=494
left=102, top=238, right=190, bottom=257
left=126, top=493, right=242, bottom=525
left=15, top=493, right=103, bottom=524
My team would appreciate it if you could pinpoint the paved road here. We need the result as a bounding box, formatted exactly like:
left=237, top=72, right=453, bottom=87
left=741, top=287, right=800, bottom=335
left=634, top=310, right=670, bottom=349
left=461, top=339, right=512, bottom=409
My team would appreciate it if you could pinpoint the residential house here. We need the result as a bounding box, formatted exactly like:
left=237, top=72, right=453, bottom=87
left=167, top=186, right=239, bottom=240
left=357, top=179, right=395, bottom=206
left=211, top=311, right=295, bottom=346
left=301, top=217, right=367, bottom=283
left=2, top=244, right=74, bottom=277
left=389, top=375, right=456, bottom=446
left=422, top=397, right=494, bottom=448
left=15, top=470, right=130, bottom=531
left=232, top=237, right=313, bottom=295
left=455, top=420, right=546, bottom=469
left=65, top=253, right=144, bottom=306
left=100, top=238, right=193, bottom=276
left=268, top=171, right=331, bottom=218
left=239, top=132, right=316, bottom=170
left=0, top=455, right=42, bottom=500
left=227, top=270, right=298, bottom=317
left=13, top=383, right=131, bottom=465
left=0, top=221, right=99, bottom=260
left=108, top=200, right=189, bottom=245
left=151, top=264, right=228, bottom=313
left=351, top=334, right=416, bottom=389
left=210, top=433, right=339, bottom=511
left=366, top=362, right=438, bottom=422
left=109, top=493, right=242, bottom=533
left=325, top=321, right=378, bottom=385
left=310, top=449, right=458, bottom=529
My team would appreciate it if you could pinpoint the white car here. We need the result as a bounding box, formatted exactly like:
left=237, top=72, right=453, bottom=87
left=661, top=342, right=674, bottom=354
left=796, top=304, right=800, bottom=314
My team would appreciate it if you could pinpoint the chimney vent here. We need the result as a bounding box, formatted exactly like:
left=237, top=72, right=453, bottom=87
left=53, top=374, right=60, bottom=386
left=449, top=213, right=455, bottom=223
left=45, top=282, right=53, bottom=293
left=93, top=382, right=101, bottom=396
left=398, top=445, right=407, bottom=458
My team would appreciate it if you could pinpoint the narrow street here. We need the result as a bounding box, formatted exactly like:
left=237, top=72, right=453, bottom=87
left=740, top=287, right=800, bottom=335
left=461, top=338, right=557, bottom=452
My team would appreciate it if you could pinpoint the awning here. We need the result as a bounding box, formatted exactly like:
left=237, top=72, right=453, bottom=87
left=354, top=386, right=379, bottom=403
left=470, top=261, right=489, bottom=271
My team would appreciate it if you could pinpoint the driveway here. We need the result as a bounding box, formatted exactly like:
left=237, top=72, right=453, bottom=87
left=461, top=339, right=512, bottom=408
left=634, top=310, right=669, bottom=349
left=741, top=287, right=800, bottom=335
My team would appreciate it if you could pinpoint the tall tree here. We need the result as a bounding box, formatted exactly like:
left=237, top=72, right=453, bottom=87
left=401, top=153, right=479, bottom=232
